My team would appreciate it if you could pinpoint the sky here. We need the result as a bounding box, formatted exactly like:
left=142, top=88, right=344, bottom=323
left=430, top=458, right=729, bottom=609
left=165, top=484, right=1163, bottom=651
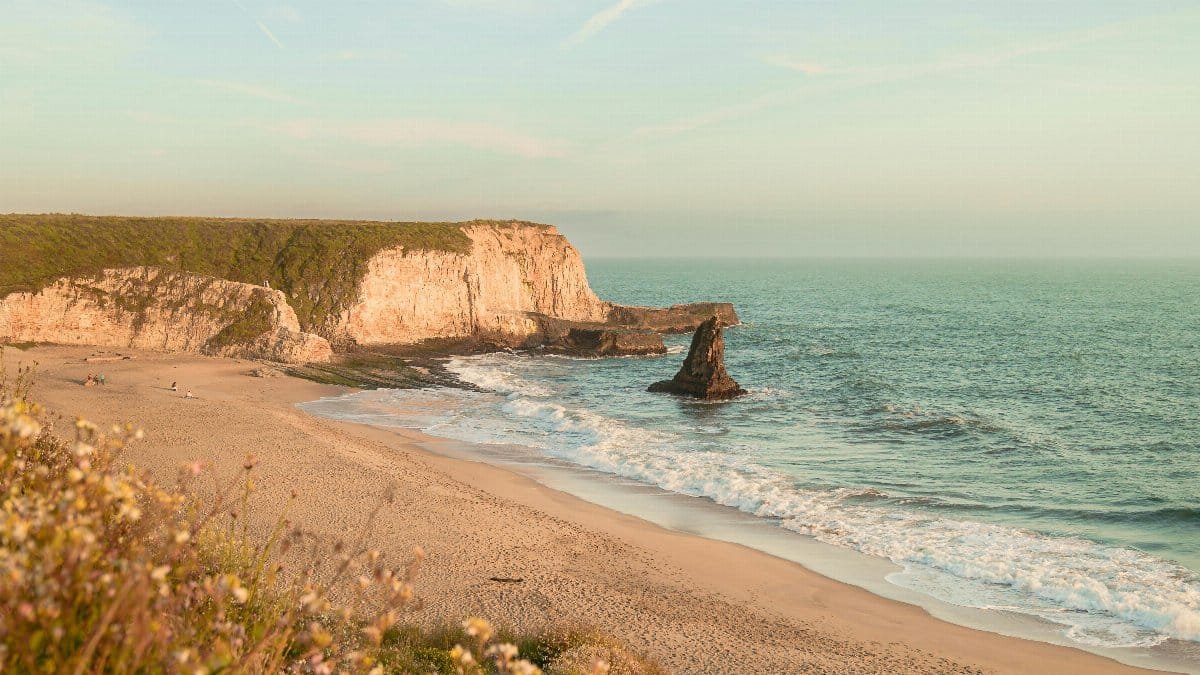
left=1, top=1, right=1198, bottom=258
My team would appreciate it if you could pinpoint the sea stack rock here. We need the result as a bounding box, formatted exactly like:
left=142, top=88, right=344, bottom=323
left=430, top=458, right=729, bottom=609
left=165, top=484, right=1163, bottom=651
left=648, top=316, right=746, bottom=400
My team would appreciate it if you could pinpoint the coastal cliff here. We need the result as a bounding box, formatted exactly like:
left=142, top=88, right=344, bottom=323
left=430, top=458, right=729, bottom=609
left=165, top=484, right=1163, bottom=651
left=343, top=223, right=609, bottom=346
left=0, top=268, right=331, bottom=363
left=0, top=215, right=736, bottom=362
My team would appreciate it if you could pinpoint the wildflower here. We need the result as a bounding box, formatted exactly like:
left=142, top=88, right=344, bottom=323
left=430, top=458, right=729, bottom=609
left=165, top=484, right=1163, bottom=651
left=7, top=412, right=40, bottom=439
left=231, top=587, right=249, bottom=604
left=300, top=589, right=327, bottom=613
left=119, top=503, right=142, bottom=521
left=376, top=610, right=397, bottom=632
left=511, top=660, right=544, bottom=675
left=449, top=644, right=475, bottom=666
left=494, top=638, right=518, bottom=658
left=487, top=643, right=518, bottom=661
left=174, top=529, right=190, bottom=544
left=463, top=617, right=493, bottom=643
left=151, top=565, right=171, bottom=582
left=308, top=622, right=332, bottom=648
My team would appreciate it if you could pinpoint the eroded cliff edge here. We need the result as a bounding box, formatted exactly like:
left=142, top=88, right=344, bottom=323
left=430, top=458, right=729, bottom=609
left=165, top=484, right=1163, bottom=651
left=0, top=215, right=737, bottom=363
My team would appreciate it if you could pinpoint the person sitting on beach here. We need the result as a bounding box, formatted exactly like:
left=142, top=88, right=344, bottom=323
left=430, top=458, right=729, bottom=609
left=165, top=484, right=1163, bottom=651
left=170, top=381, right=178, bottom=392
left=83, top=374, right=96, bottom=387
left=97, top=373, right=106, bottom=386
left=185, top=390, right=195, bottom=399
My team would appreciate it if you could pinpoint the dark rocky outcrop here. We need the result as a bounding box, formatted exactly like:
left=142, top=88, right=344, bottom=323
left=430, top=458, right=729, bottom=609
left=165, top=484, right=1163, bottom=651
left=607, top=303, right=739, bottom=334
left=648, top=316, right=745, bottom=400
left=553, top=327, right=666, bottom=357
left=524, top=315, right=666, bottom=356
left=517, top=303, right=738, bottom=358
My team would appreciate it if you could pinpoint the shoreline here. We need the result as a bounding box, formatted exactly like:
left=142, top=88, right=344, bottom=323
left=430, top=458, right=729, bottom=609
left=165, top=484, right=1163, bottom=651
left=361, top=431, right=1200, bottom=670
left=306, top=394, right=1200, bottom=675
left=16, top=345, right=1185, bottom=674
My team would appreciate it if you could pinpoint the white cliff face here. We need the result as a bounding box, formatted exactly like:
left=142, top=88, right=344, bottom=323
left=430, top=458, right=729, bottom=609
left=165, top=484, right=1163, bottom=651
left=0, top=222, right=653, bottom=358
left=343, top=224, right=610, bottom=345
left=0, top=268, right=331, bottom=363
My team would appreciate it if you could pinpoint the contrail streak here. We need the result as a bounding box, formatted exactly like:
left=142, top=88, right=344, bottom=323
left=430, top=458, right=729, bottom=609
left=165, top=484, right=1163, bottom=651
left=230, top=0, right=284, bottom=50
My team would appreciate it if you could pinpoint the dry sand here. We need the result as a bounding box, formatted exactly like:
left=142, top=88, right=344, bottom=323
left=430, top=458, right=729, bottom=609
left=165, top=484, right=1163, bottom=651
left=16, top=345, right=1165, bottom=674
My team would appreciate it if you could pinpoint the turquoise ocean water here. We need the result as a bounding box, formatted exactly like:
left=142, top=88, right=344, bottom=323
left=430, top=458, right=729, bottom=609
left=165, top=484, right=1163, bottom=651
left=302, top=259, right=1200, bottom=654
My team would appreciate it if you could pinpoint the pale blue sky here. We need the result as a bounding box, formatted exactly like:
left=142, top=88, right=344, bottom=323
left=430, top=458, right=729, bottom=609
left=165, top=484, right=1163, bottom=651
left=1, top=1, right=1197, bottom=257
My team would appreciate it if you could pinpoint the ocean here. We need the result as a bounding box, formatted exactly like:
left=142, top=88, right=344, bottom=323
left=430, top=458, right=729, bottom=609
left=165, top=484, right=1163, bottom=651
left=301, top=258, right=1200, bottom=660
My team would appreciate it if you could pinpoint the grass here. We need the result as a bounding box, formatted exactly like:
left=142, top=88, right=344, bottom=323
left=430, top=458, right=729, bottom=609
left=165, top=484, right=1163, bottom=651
left=0, top=348, right=658, bottom=674
left=0, top=214, right=552, bottom=341
left=204, top=290, right=279, bottom=353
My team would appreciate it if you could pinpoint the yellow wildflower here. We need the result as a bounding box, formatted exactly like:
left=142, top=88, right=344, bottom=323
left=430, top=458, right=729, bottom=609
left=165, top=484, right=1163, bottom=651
left=463, top=617, right=493, bottom=643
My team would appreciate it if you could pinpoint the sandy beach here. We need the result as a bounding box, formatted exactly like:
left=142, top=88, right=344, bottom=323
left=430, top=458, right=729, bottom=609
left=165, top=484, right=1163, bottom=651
left=15, top=345, right=1165, bottom=674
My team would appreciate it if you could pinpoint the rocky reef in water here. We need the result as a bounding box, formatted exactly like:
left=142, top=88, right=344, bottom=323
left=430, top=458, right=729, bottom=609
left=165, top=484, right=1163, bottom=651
left=648, top=316, right=746, bottom=400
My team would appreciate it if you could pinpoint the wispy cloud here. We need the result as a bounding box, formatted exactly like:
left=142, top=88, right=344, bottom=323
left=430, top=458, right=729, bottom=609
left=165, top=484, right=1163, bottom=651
left=231, top=0, right=285, bottom=49
left=642, top=13, right=1178, bottom=139
left=255, top=20, right=285, bottom=49
left=269, top=4, right=302, bottom=24
left=197, top=79, right=306, bottom=104
left=766, top=11, right=1188, bottom=84
left=634, top=91, right=789, bottom=138
left=323, top=157, right=395, bottom=175
left=126, top=110, right=178, bottom=125
left=1, top=0, right=149, bottom=68
left=276, top=118, right=568, bottom=159
left=322, top=48, right=401, bottom=63
left=441, top=0, right=543, bottom=11
left=565, top=0, right=652, bottom=47
left=766, top=59, right=827, bottom=76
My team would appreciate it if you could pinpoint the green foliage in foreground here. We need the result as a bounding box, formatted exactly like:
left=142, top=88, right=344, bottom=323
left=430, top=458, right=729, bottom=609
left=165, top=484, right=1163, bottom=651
left=0, top=350, right=655, bottom=674
left=0, top=214, right=549, bottom=337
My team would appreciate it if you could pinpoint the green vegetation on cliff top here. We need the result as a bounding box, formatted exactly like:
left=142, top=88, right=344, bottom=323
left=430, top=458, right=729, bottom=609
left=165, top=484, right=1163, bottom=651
left=0, top=214, right=548, bottom=337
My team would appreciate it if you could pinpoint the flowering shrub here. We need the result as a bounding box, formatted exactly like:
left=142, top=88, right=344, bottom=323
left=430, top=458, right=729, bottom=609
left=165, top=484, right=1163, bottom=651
left=0, top=352, right=638, bottom=673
